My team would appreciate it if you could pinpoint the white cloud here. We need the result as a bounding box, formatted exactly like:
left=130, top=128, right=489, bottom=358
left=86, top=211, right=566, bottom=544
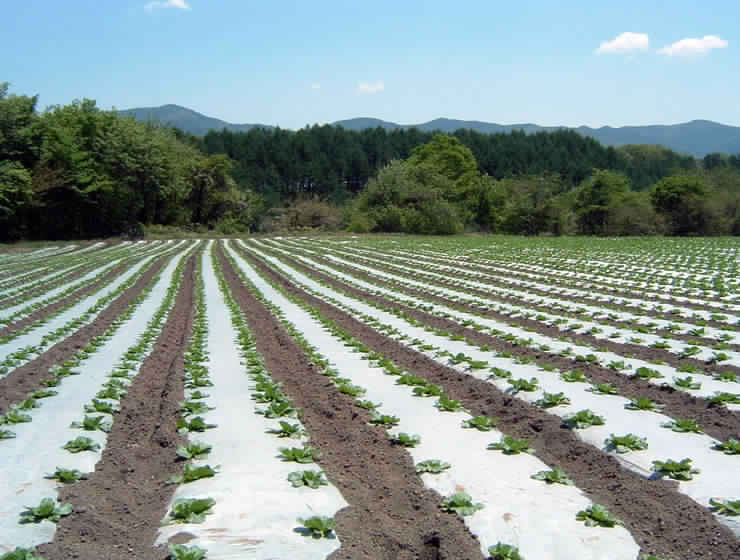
left=145, top=0, right=191, bottom=11
left=358, top=81, right=384, bottom=94
left=596, top=32, right=649, bottom=54
left=658, top=35, right=728, bottom=56
left=311, top=83, right=321, bottom=90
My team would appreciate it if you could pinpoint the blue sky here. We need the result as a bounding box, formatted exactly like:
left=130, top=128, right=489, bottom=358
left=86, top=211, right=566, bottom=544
left=1, top=1, right=737, bottom=128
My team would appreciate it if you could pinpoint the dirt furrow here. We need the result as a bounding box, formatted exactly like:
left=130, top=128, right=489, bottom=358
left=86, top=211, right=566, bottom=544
left=38, top=253, right=196, bottom=560
left=218, top=243, right=484, bottom=560
left=239, top=244, right=740, bottom=560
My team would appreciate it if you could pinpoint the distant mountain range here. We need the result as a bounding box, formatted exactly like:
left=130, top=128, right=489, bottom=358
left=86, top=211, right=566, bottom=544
left=119, top=104, right=740, bottom=157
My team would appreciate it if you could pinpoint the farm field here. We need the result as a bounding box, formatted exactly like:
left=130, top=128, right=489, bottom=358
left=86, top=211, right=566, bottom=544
left=0, top=236, right=739, bottom=560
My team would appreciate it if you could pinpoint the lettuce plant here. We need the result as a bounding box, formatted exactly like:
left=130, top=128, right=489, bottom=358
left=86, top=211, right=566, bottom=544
left=488, top=436, right=534, bottom=455
left=563, top=410, right=605, bottom=429
left=673, top=376, right=701, bottom=390
left=179, top=400, right=213, bottom=416
left=661, top=418, right=703, bottom=433
left=19, top=498, right=73, bottom=524
left=70, top=415, right=111, bottom=433
left=651, top=458, right=700, bottom=481
left=370, top=414, right=400, bottom=426
left=535, top=392, right=570, bottom=408
left=576, top=504, right=621, bottom=527
left=267, top=421, right=304, bottom=438
left=462, top=416, right=498, bottom=431
left=44, top=468, right=87, bottom=484
left=436, top=396, right=464, bottom=412
left=1, top=409, right=32, bottom=424
left=605, top=434, right=648, bottom=453
left=413, top=384, right=444, bottom=397
left=356, top=400, right=381, bottom=410
left=440, top=492, right=483, bottom=516
left=488, top=543, right=523, bottom=560
left=561, top=370, right=588, bottom=383
left=279, top=446, right=315, bottom=463
left=531, top=467, right=572, bottom=485
left=396, top=374, right=427, bottom=386
left=287, top=470, right=328, bottom=489
left=390, top=433, right=421, bottom=447
left=84, top=399, right=119, bottom=415
left=167, top=543, right=207, bottom=560
left=587, top=383, right=619, bottom=395
left=63, top=436, right=100, bottom=453
left=713, top=438, right=740, bottom=455
left=633, top=367, right=663, bottom=380
left=0, top=548, right=45, bottom=560
left=488, top=367, right=512, bottom=379
left=415, top=459, right=451, bottom=474
left=507, top=378, right=538, bottom=393
left=625, top=397, right=664, bottom=412
left=709, top=498, right=740, bottom=516
left=176, top=441, right=212, bottom=460
left=167, top=464, right=218, bottom=484
left=167, top=498, right=216, bottom=524
left=298, top=515, right=335, bottom=538
left=709, top=392, right=740, bottom=407
left=259, top=401, right=297, bottom=418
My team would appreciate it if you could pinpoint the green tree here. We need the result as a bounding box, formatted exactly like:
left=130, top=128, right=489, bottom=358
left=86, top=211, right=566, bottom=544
left=650, top=174, right=711, bottom=235
left=573, top=170, right=631, bottom=234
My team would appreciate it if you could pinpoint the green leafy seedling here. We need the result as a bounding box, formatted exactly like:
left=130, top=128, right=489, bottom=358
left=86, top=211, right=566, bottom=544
left=287, top=470, right=328, bottom=489
left=531, top=467, right=573, bottom=485
left=177, top=416, right=217, bottom=434
left=708, top=498, right=740, bottom=516
left=488, top=543, right=523, bottom=560
left=605, top=433, right=648, bottom=453
left=563, top=409, right=605, bottom=429
left=167, top=543, right=207, bottom=560
left=561, top=370, right=588, bottom=383
left=436, top=396, right=464, bottom=412
left=674, top=376, right=701, bottom=390
left=298, top=515, right=335, bottom=538
left=488, top=435, right=534, bottom=455
left=260, top=401, right=297, bottom=418
left=167, top=464, right=218, bottom=484
left=370, top=414, right=400, bottom=426
left=535, top=392, right=570, bottom=408
left=176, top=441, right=212, bottom=460
left=576, top=504, right=621, bottom=527
left=267, top=421, right=305, bottom=438
left=19, top=498, right=73, bottom=524
left=625, top=397, right=664, bottom=412
left=507, top=378, right=538, bottom=393
left=661, top=418, right=703, bottom=433
left=84, top=399, right=119, bottom=415
left=0, top=548, right=46, bottom=560
left=415, top=459, right=451, bottom=474
left=413, top=384, right=444, bottom=397
left=279, top=446, right=315, bottom=464
left=633, top=367, right=663, bottom=380
left=63, top=436, right=100, bottom=453
left=44, top=468, right=87, bottom=484
left=390, top=432, right=421, bottom=447
left=0, top=428, right=16, bottom=439
left=70, top=415, right=111, bottom=433
left=651, top=458, right=700, bottom=481
left=588, top=383, right=619, bottom=395
left=462, top=415, right=498, bottom=431
left=713, top=438, right=740, bottom=455
left=167, top=498, right=216, bottom=524
left=440, top=492, right=483, bottom=516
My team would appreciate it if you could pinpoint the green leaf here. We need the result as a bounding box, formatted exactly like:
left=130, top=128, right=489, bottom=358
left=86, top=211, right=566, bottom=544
left=605, top=433, right=648, bottom=453
left=440, top=492, right=484, bottom=516
left=488, top=435, right=534, bottom=455
left=462, top=415, right=498, bottom=431
left=535, top=392, right=570, bottom=408
left=708, top=498, right=740, bottom=516
left=287, top=470, right=328, bottom=489
left=176, top=441, right=212, bottom=460
left=488, top=543, right=523, bottom=560
left=298, top=515, right=335, bottom=538
left=44, top=468, right=87, bottom=484
left=415, top=459, right=451, bottom=474
left=712, top=438, right=740, bottom=455
left=563, top=409, right=605, bottom=429
left=63, top=436, right=100, bottom=453
left=167, top=543, right=207, bottom=560
left=166, top=498, right=216, bottom=524
left=167, top=464, right=218, bottom=484
left=576, top=504, right=621, bottom=527
left=19, top=498, right=73, bottom=524
left=389, top=432, right=421, bottom=447
left=0, top=547, right=46, bottom=560
left=651, top=458, right=700, bottom=481
left=531, top=468, right=572, bottom=485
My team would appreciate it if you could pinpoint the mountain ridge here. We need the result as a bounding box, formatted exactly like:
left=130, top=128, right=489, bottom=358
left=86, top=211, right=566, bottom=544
left=118, top=104, right=740, bottom=157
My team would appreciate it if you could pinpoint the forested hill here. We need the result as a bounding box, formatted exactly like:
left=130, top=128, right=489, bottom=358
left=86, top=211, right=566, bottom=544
left=119, top=104, right=740, bottom=157
left=118, top=104, right=272, bottom=136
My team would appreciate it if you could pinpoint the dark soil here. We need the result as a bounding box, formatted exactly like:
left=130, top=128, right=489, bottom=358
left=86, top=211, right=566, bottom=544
left=0, top=256, right=168, bottom=414
left=38, top=253, right=196, bottom=560
left=238, top=242, right=740, bottom=560
left=217, top=243, right=485, bottom=560
left=254, top=244, right=740, bottom=442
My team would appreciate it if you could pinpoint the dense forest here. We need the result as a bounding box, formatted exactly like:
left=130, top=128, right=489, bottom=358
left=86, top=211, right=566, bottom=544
left=2, top=82, right=740, bottom=240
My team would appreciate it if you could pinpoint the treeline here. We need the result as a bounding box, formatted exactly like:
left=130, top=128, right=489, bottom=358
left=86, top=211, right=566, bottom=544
left=2, top=82, right=740, bottom=239
left=201, top=125, right=700, bottom=202
left=0, top=83, right=262, bottom=240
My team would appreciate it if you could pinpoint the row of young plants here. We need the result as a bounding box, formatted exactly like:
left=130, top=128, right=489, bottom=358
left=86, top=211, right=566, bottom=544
left=382, top=242, right=739, bottom=311
left=399, top=247, right=739, bottom=315
left=291, top=240, right=740, bottom=340
left=0, top=243, right=196, bottom=556
left=0, top=241, right=141, bottom=306
left=260, top=241, right=740, bottom=404
left=0, top=242, right=153, bottom=315
left=225, top=241, right=649, bottom=560
left=157, top=242, right=346, bottom=560
left=0, top=241, right=189, bottom=376
left=351, top=237, right=739, bottom=303
left=0, top=243, right=101, bottom=284
left=239, top=241, right=740, bottom=535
